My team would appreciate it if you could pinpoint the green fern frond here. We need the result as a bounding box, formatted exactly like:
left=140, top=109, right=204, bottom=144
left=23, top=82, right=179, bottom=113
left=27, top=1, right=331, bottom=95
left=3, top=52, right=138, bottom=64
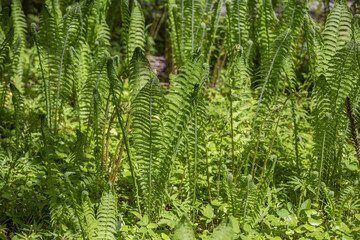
left=11, top=0, right=27, bottom=82
left=96, top=186, right=118, bottom=240
left=9, top=83, right=24, bottom=146
left=81, top=191, right=98, bottom=239
left=304, top=14, right=323, bottom=79
left=127, top=2, right=146, bottom=63
left=131, top=75, right=165, bottom=215
left=0, top=29, right=13, bottom=107
left=203, top=0, right=222, bottom=63
left=120, top=0, right=131, bottom=56
left=226, top=0, right=250, bottom=50
left=253, top=28, right=291, bottom=131
left=128, top=47, right=155, bottom=103
left=168, top=0, right=183, bottom=66
left=107, top=57, right=141, bottom=212
left=313, top=41, right=360, bottom=183
left=320, top=0, right=353, bottom=73
left=158, top=53, right=208, bottom=195
left=279, top=0, right=306, bottom=35
left=256, top=0, right=279, bottom=58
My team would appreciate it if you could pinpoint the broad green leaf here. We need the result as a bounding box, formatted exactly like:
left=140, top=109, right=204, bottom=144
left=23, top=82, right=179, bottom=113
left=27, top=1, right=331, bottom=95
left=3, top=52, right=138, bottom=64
left=201, top=204, right=214, bottom=219
left=334, top=221, right=350, bottom=233
left=300, top=199, right=311, bottom=210
left=147, top=223, right=158, bottom=229
left=295, top=225, right=307, bottom=234
left=308, top=217, right=322, bottom=226
left=207, top=217, right=234, bottom=240
left=277, top=208, right=290, bottom=218
left=284, top=214, right=298, bottom=226
left=304, top=209, right=317, bottom=217
left=173, top=215, right=195, bottom=240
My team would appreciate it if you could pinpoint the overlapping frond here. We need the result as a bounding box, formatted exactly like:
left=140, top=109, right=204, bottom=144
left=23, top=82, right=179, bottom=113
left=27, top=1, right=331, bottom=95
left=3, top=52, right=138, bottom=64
left=256, top=0, right=278, bottom=58
left=253, top=28, right=291, bottom=129
left=96, top=186, right=118, bottom=240
left=127, top=2, right=146, bottom=62
left=320, top=0, right=352, bottom=73
left=226, top=0, right=250, bottom=50
left=128, top=47, right=154, bottom=102
left=313, top=40, right=360, bottom=182
left=157, top=53, right=207, bottom=191
left=131, top=74, right=165, bottom=215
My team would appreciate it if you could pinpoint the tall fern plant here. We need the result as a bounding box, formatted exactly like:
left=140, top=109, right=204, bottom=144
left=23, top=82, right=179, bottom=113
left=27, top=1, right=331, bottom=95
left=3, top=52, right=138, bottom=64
left=310, top=0, right=360, bottom=186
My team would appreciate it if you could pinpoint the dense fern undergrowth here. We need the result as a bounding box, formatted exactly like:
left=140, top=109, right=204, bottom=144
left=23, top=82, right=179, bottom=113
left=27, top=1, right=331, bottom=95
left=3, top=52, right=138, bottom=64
left=1, top=0, right=360, bottom=239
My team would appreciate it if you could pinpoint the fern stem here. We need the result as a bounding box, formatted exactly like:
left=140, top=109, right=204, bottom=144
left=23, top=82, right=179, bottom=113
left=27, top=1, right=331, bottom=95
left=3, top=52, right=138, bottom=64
left=191, top=0, right=194, bottom=53
left=31, top=24, right=50, bottom=127
left=252, top=28, right=290, bottom=132
left=243, top=174, right=251, bottom=226
left=334, top=94, right=360, bottom=179
left=181, top=0, right=184, bottom=59
left=148, top=77, right=156, bottom=213
left=259, top=115, right=280, bottom=180
left=205, top=146, right=212, bottom=201
left=114, top=97, right=141, bottom=212
left=291, top=97, right=300, bottom=176
left=54, top=3, right=79, bottom=133
left=101, top=92, right=111, bottom=169
left=192, top=96, right=199, bottom=222
left=226, top=173, right=235, bottom=215
left=107, top=59, right=141, bottom=213
left=317, top=130, right=326, bottom=201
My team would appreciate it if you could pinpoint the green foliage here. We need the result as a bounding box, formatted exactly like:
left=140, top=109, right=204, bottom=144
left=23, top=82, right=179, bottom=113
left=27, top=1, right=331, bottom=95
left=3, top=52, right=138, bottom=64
left=2, top=0, right=360, bottom=239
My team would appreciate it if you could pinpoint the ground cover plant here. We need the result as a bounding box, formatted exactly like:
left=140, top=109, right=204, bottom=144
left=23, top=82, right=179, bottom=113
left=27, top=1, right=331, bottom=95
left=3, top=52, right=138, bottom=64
left=1, top=0, right=360, bottom=239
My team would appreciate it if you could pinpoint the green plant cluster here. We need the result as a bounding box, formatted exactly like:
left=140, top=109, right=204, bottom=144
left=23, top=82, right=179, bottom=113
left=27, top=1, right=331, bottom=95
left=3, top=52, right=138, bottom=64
left=1, top=0, right=360, bottom=239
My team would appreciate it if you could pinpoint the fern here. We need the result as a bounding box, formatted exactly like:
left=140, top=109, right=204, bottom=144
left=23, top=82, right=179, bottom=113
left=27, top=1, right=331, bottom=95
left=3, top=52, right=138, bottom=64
left=319, top=0, right=353, bottom=73
left=127, top=2, right=146, bottom=63
left=256, top=0, right=278, bottom=58
left=226, top=0, right=250, bottom=50
left=187, top=74, right=209, bottom=211
left=252, top=28, right=291, bottom=134
left=131, top=71, right=165, bottom=215
left=224, top=46, right=251, bottom=175
left=11, top=0, right=27, bottom=82
left=313, top=40, right=360, bottom=184
left=107, top=57, right=141, bottom=212
left=81, top=191, right=98, bottom=239
left=54, top=2, right=81, bottom=132
left=304, top=14, right=323, bottom=80
left=96, top=186, right=118, bottom=240
left=279, top=0, right=306, bottom=36
left=173, top=214, right=236, bottom=239
left=9, top=83, right=24, bottom=146
left=128, top=47, right=154, bottom=102
left=158, top=52, right=208, bottom=199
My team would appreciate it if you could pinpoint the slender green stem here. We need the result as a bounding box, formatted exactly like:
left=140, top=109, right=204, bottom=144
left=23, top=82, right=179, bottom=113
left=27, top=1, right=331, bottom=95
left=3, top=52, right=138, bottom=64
left=55, top=3, right=79, bottom=133
left=107, top=59, right=141, bottom=213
